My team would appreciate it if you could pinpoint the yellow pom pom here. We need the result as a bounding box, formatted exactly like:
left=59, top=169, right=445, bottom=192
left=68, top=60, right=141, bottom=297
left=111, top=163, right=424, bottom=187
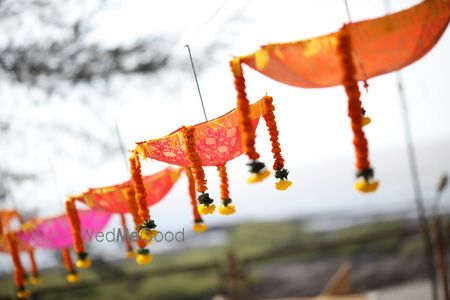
left=218, top=204, right=236, bottom=215
left=193, top=222, right=208, bottom=232
left=136, top=253, right=153, bottom=265
left=255, top=48, right=269, bottom=70
left=76, top=257, right=91, bottom=269
left=66, top=273, right=80, bottom=283
left=126, top=250, right=137, bottom=259
left=16, top=289, right=31, bottom=299
left=139, top=229, right=159, bottom=243
left=247, top=169, right=271, bottom=183
left=30, top=275, right=41, bottom=285
left=362, top=116, right=371, bottom=127
left=198, top=204, right=216, bottom=215
left=275, top=180, right=292, bottom=191
left=354, top=179, right=379, bottom=193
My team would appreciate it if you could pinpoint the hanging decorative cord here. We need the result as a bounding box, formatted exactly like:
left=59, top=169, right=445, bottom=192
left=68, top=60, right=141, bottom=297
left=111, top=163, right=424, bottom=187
left=27, top=249, right=41, bottom=285
left=186, top=167, right=207, bottom=232
left=262, top=95, right=292, bottom=190
left=6, top=233, right=30, bottom=299
left=217, top=165, right=236, bottom=215
left=230, top=58, right=270, bottom=183
left=129, top=153, right=156, bottom=265
left=119, top=213, right=135, bottom=259
left=61, top=248, right=79, bottom=283
left=337, top=26, right=378, bottom=193
left=181, top=126, right=215, bottom=215
left=65, top=197, right=91, bottom=268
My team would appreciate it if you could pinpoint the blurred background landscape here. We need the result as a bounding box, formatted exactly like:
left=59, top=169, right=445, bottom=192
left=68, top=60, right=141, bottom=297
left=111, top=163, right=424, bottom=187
left=0, top=0, right=449, bottom=299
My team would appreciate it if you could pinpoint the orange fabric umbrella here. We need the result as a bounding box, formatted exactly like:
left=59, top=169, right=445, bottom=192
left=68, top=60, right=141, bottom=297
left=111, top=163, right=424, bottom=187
left=238, top=0, right=450, bottom=88
left=78, top=167, right=181, bottom=213
left=134, top=99, right=267, bottom=167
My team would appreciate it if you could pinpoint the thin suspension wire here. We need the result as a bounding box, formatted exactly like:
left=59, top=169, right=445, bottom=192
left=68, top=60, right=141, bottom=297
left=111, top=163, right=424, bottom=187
left=382, top=1, right=438, bottom=299
left=343, top=0, right=352, bottom=23
left=185, top=44, right=208, bottom=122
left=114, top=118, right=130, bottom=175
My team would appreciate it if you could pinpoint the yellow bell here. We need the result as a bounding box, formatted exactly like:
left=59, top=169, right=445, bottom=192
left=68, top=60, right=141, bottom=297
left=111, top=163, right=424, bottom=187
left=218, top=204, right=236, bottom=215
left=139, top=228, right=158, bottom=243
left=275, top=180, right=293, bottom=191
left=198, top=204, right=216, bottom=215
left=362, top=116, right=371, bottom=127
left=354, top=179, right=379, bottom=193
left=76, top=257, right=91, bottom=269
left=30, top=275, right=41, bottom=285
left=247, top=169, right=271, bottom=184
left=136, top=253, right=153, bottom=265
left=66, top=273, right=80, bottom=283
left=193, top=222, right=208, bottom=232
left=16, top=289, right=31, bottom=299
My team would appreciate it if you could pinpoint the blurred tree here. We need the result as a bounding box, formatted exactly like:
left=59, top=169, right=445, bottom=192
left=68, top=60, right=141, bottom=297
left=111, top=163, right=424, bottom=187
left=0, top=0, right=173, bottom=204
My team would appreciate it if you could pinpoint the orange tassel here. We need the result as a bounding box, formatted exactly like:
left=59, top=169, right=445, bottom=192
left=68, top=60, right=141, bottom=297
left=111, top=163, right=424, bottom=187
left=119, top=213, right=133, bottom=253
left=6, top=233, right=29, bottom=298
left=217, top=165, right=236, bottom=215
left=125, top=187, right=147, bottom=249
left=129, top=152, right=157, bottom=243
left=181, top=126, right=215, bottom=214
left=27, top=249, right=39, bottom=278
left=65, top=198, right=91, bottom=268
left=61, top=248, right=74, bottom=273
left=186, top=168, right=208, bottom=232
left=230, top=59, right=268, bottom=180
left=262, top=96, right=292, bottom=190
left=337, top=26, right=378, bottom=193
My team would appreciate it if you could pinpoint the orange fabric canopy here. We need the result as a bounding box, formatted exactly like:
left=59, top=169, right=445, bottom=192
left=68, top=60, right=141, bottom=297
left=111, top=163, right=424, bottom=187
left=238, top=0, right=450, bottom=88
left=135, top=99, right=268, bottom=167
left=77, top=167, right=181, bottom=213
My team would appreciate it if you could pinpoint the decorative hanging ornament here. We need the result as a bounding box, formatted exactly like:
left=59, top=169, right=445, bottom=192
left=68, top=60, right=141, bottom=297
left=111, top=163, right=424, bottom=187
left=186, top=167, right=208, bottom=232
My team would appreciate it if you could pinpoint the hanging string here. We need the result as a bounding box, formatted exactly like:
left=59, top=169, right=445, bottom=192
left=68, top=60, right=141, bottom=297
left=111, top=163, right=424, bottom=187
left=185, top=44, right=208, bottom=122
left=114, top=118, right=131, bottom=175
left=343, top=0, right=352, bottom=23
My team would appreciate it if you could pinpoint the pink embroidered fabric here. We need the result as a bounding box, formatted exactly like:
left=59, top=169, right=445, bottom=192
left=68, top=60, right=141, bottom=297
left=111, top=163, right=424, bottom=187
left=135, top=99, right=267, bottom=167
left=16, top=210, right=111, bottom=250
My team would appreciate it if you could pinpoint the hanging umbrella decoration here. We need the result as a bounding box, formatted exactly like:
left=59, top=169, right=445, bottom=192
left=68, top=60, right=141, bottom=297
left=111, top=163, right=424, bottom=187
left=230, top=0, right=450, bottom=193
left=65, top=167, right=181, bottom=266
left=1, top=210, right=41, bottom=298
left=129, top=95, right=291, bottom=255
left=16, top=210, right=111, bottom=284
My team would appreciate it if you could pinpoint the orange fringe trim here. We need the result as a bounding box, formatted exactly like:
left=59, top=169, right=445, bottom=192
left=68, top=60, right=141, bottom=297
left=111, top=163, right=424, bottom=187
left=181, top=126, right=207, bottom=194
left=6, top=233, right=26, bottom=290
left=262, top=95, right=285, bottom=171
left=27, top=249, right=38, bottom=277
left=65, top=198, right=85, bottom=255
left=129, top=152, right=150, bottom=222
left=119, top=213, right=133, bottom=252
left=61, top=248, right=74, bottom=273
left=338, top=27, right=371, bottom=172
left=217, top=165, right=231, bottom=204
left=125, top=187, right=147, bottom=249
left=186, top=168, right=202, bottom=223
left=230, top=59, right=260, bottom=161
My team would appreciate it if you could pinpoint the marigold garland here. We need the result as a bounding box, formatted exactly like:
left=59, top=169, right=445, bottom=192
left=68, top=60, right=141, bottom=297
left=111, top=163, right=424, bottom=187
left=262, top=95, right=292, bottom=191
left=217, top=165, right=236, bottom=215
left=129, top=152, right=158, bottom=245
left=61, top=248, right=79, bottom=283
left=186, top=167, right=207, bottom=232
left=230, top=58, right=269, bottom=183
left=124, top=187, right=147, bottom=251
left=337, top=26, right=379, bottom=193
left=181, top=126, right=215, bottom=215
left=27, top=249, right=41, bottom=285
left=6, top=233, right=30, bottom=299
left=65, top=198, right=91, bottom=269
left=119, top=213, right=134, bottom=258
